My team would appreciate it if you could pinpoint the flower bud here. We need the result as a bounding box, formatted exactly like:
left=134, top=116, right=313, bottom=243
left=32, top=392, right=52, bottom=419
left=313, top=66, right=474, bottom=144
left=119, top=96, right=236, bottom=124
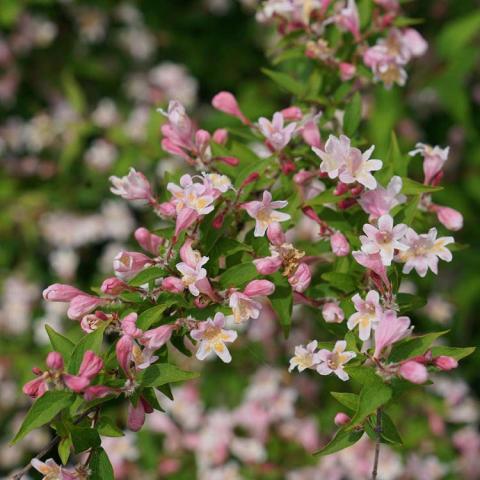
left=195, top=129, right=211, bottom=155
left=134, top=227, right=163, bottom=255
left=109, top=168, right=153, bottom=202
left=399, top=361, right=428, bottom=384
left=155, top=201, right=177, bottom=217
left=240, top=172, right=259, bottom=189
left=339, top=62, right=356, bottom=81
left=294, top=170, right=314, bottom=185
left=322, top=302, right=344, bottom=323
left=212, top=212, right=225, bottom=229
left=141, top=324, right=177, bottom=350
left=63, top=374, right=90, bottom=392
left=101, top=277, right=128, bottom=296
left=113, top=251, right=152, bottom=281
left=267, top=222, right=286, bottom=246
left=212, top=91, right=249, bottom=124
left=217, top=156, right=239, bottom=166
left=244, top=279, right=275, bottom=297
left=213, top=128, right=228, bottom=144
left=334, top=412, right=351, bottom=426
left=162, top=276, right=185, bottom=293
left=83, top=385, right=116, bottom=401
left=302, top=119, right=321, bottom=148
left=288, top=263, right=312, bottom=293
left=67, top=295, right=106, bottom=321
left=434, top=355, right=458, bottom=371
left=253, top=256, right=282, bottom=275
left=46, top=352, right=64, bottom=371
left=116, top=335, right=134, bottom=377
left=281, top=160, right=296, bottom=174
left=23, top=377, right=46, bottom=399
left=43, top=283, right=84, bottom=302
left=281, top=106, right=303, bottom=121
left=434, top=206, right=463, bottom=231
left=78, top=351, right=104, bottom=380
left=330, top=232, right=350, bottom=257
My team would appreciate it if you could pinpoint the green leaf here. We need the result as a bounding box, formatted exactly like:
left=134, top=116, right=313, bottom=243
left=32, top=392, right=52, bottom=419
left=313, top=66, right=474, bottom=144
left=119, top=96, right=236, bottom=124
left=401, top=177, right=443, bottom=195
left=262, top=68, right=304, bottom=96
left=331, top=392, right=359, bottom=412
left=389, top=331, right=449, bottom=363
left=140, top=364, right=199, bottom=388
left=218, top=262, right=258, bottom=289
left=389, top=132, right=408, bottom=177
left=68, top=325, right=106, bottom=374
left=62, top=71, right=86, bottom=114
left=321, top=272, right=357, bottom=293
left=89, top=448, right=114, bottom=480
left=436, top=11, right=480, bottom=59
left=396, top=293, right=427, bottom=314
left=128, top=266, right=166, bottom=287
left=270, top=273, right=293, bottom=337
left=430, top=345, right=476, bottom=361
left=11, top=391, right=74, bottom=444
left=306, top=189, right=347, bottom=206
left=70, top=427, right=101, bottom=453
left=343, top=92, right=362, bottom=136
left=315, top=428, right=363, bottom=456
left=348, top=375, right=392, bottom=429
left=380, top=412, right=403, bottom=445
left=137, top=302, right=175, bottom=330
left=45, top=325, right=75, bottom=360
left=58, top=437, right=72, bottom=465
left=97, top=417, right=124, bottom=437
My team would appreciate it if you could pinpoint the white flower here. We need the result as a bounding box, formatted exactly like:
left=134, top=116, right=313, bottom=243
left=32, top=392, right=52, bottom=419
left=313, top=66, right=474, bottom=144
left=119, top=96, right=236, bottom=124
left=395, top=227, right=454, bottom=277
left=176, top=256, right=209, bottom=296
left=358, top=175, right=406, bottom=219
left=289, top=340, right=321, bottom=372
left=229, top=292, right=262, bottom=324
left=312, top=134, right=351, bottom=179
left=258, top=111, right=296, bottom=151
left=347, top=290, right=383, bottom=341
left=167, top=174, right=215, bottom=215
left=360, top=214, right=408, bottom=266
left=339, top=144, right=382, bottom=190
left=190, top=313, right=238, bottom=363
left=203, top=172, right=232, bottom=193
left=316, top=340, right=356, bottom=381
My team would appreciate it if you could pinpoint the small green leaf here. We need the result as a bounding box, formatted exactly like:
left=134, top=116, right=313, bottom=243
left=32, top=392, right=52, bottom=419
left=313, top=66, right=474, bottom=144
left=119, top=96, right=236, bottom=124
left=270, top=273, right=293, bottom=337
left=315, top=428, right=364, bottom=456
left=70, top=427, right=101, bottom=453
left=430, top=345, right=476, bottom=361
left=89, top=448, right=114, bottom=480
left=97, top=417, right=124, bottom=437
left=137, top=302, right=175, bottom=330
left=343, top=92, right=362, bottom=136
left=321, top=272, right=357, bottom=293
left=68, top=325, right=106, bottom=374
left=380, top=412, right=403, bottom=445
left=58, top=437, right=72, bottom=465
left=128, top=266, right=166, bottom=287
left=401, top=177, right=443, bottom=195
left=262, top=68, right=304, bottom=96
left=11, top=391, right=74, bottom=444
left=306, top=189, right=347, bottom=206
left=45, top=325, right=74, bottom=360
left=389, top=331, right=449, bottom=363
left=396, top=293, right=427, bottom=314
left=140, top=364, right=199, bottom=388
left=218, top=262, right=258, bottom=289
left=331, top=392, right=359, bottom=412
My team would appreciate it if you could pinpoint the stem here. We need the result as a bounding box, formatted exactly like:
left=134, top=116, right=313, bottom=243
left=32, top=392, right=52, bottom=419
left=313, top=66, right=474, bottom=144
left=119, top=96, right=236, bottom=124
left=371, top=408, right=383, bottom=480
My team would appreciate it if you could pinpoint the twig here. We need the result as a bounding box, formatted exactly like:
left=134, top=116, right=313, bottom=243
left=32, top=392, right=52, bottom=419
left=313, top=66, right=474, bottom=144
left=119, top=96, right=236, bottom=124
left=10, top=407, right=96, bottom=480
left=371, top=408, right=383, bottom=480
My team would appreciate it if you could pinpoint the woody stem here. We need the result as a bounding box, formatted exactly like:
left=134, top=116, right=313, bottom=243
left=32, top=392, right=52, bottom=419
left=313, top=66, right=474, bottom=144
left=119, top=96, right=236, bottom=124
left=371, top=408, right=382, bottom=480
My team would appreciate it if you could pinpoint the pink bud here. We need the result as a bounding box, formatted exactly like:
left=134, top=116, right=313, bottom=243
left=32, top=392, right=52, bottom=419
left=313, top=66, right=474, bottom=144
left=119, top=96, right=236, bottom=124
left=67, top=295, right=106, bottom=321
left=213, top=128, right=228, bottom=144
left=83, top=385, right=116, bottom=401
left=141, top=324, right=177, bottom=350
left=78, top=351, right=104, bottom=380
left=175, top=207, right=199, bottom=236
left=212, top=212, right=225, bottom=229
left=195, top=129, right=211, bottom=155
left=23, top=377, right=47, bottom=399
left=155, top=201, right=177, bottom=217
left=113, top=251, right=152, bottom=281
left=339, top=62, right=356, bottom=81
left=302, top=119, right=321, bottom=148
left=434, top=355, right=458, bottom=371
left=294, top=170, right=314, bottom=185
left=212, top=91, right=249, bottom=124
left=116, top=335, right=133, bottom=377
left=121, top=312, right=143, bottom=339
left=46, top=352, right=64, bottom=371
left=302, top=206, right=321, bottom=224
left=240, top=172, right=259, bottom=189
left=281, top=106, right=303, bottom=121
left=134, top=227, right=164, bottom=255
left=244, top=280, right=275, bottom=297
left=330, top=232, right=350, bottom=256
left=399, top=361, right=428, bottom=384
left=334, top=412, right=351, bottom=426
left=434, top=206, right=463, bottom=231
left=63, top=374, right=90, bottom=392
left=43, top=284, right=84, bottom=302
left=253, top=256, right=282, bottom=275
left=101, top=277, right=128, bottom=296
left=162, top=276, right=185, bottom=293
left=322, top=302, right=344, bottom=323
left=266, top=222, right=286, bottom=246
left=217, top=156, right=239, bottom=166
left=288, top=263, right=312, bottom=293
left=127, top=398, right=151, bottom=432
left=281, top=160, right=296, bottom=174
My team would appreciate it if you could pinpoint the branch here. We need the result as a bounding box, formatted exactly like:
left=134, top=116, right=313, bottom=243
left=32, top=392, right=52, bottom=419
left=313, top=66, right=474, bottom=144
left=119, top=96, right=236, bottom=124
left=371, top=408, right=382, bottom=480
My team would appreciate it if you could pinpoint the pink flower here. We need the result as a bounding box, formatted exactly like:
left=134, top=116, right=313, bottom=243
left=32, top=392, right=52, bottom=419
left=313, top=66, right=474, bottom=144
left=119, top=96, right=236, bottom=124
left=31, top=458, right=76, bottom=480
left=229, top=292, right=262, bottom=324
left=42, top=283, right=84, bottom=302
left=434, top=355, right=458, bottom=371
left=213, top=128, right=228, bottom=144
left=289, top=340, right=321, bottom=372
left=330, top=231, right=350, bottom=256
left=190, top=312, right=238, bottom=363
left=373, top=310, right=412, bottom=359
left=409, top=143, right=449, bottom=184
left=301, top=118, right=321, bottom=148
left=396, top=227, right=454, bottom=277
left=46, top=352, right=64, bottom=371
left=121, top=312, right=143, bottom=339
left=83, top=385, right=117, bottom=401
left=162, top=276, right=185, bottom=293
left=316, top=340, right=356, bottom=381
left=258, top=112, right=296, bottom=151
left=212, top=91, right=249, bottom=124
left=334, top=412, right=351, bottom=426
left=127, top=397, right=153, bottom=432
left=358, top=176, right=406, bottom=219
left=67, top=294, right=106, bottom=320
left=352, top=251, right=390, bottom=287
left=134, top=227, right=163, bottom=254
left=267, top=222, right=286, bottom=245
left=433, top=205, right=463, bottom=231
left=322, top=302, right=345, bottom=324
left=360, top=214, right=408, bottom=266
left=77, top=351, right=104, bottom=380
left=176, top=254, right=209, bottom=297
left=113, top=251, right=152, bottom=281
left=23, top=376, right=47, bottom=398
left=243, top=279, right=275, bottom=297
left=339, top=62, right=356, bottom=81
left=116, top=335, right=134, bottom=377
left=281, top=106, right=303, bottom=121
left=335, top=0, right=360, bottom=40
left=288, top=263, right=311, bottom=293
left=347, top=290, right=382, bottom=341
left=101, top=277, right=128, bottom=296
left=399, top=361, right=428, bottom=384
left=253, top=256, right=282, bottom=275
left=109, top=168, right=153, bottom=202
left=312, top=134, right=351, bottom=179
left=401, top=28, right=428, bottom=58
left=141, top=324, right=177, bottom=350
left=242, top=191, right=291, bottom=237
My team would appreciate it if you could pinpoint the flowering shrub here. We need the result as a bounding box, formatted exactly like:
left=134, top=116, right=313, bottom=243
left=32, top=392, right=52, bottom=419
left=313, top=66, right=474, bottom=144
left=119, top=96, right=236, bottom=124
left=4, top=1, right=480, bottom=479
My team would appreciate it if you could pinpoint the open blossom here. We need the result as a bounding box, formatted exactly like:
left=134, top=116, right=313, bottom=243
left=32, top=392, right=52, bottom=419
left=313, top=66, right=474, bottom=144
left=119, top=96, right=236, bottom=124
left=409, top=143, right=449, bottom=184
left=176, top=255, right=209, bottom=296
left=322, top=302, right=344, bottom=324
left=258, top=112, right=296, bottom=151
left=289, top=340, right=321, bottom=372
left=360, top=214, right=408, bottom=266
left=395, top=227, right=454, bottom=277
left=190, top=312, right=238, bottom=363
left=347, top=290, right=382, bottom=341
left=242, top=191, right=291, bottom=237
left=335, top=0, right=360, bottom=40
left=229, top=280, right=274, bottom=323
left=113, top=251, right=152, bottom=281
left=312, top=134, right=350, bottom=179
left=109, top=167, right=153, bottom=202
left=358, top=176, right=406, bottom=219
left=203, top=172, right=232, bottom=193
left=316, top=340, right=356, bottom=381
left=31, top=458, right=76, bottom=480
left=352, top=251, right=390, bottom=287
left=167, top=174, right=216, bottom=216
left=373, top=310, right=412, bottom=359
